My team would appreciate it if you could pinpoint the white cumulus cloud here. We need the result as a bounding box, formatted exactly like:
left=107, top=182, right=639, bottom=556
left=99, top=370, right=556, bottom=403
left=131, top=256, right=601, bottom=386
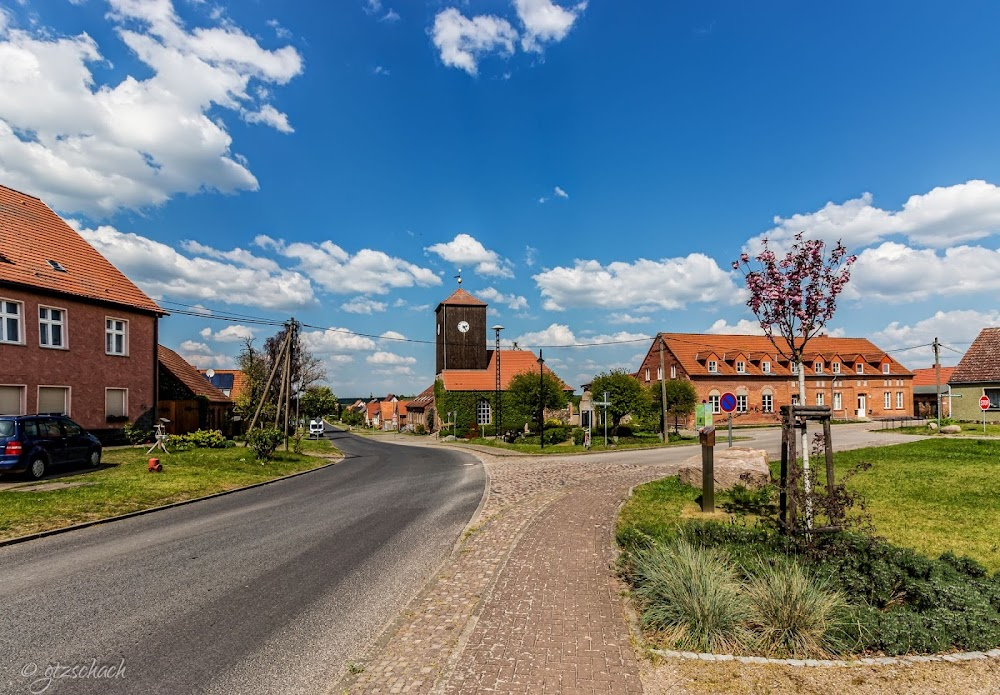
left=175, top=340, right=236, bottom=369
left=477, top=286, right=528, bottom=311
left=74, top=222, right=316, bottom=310
left=341, top=297, right=387, bottom=314
left=425, top=233, right=513, bottom=278
left=199, top=325, right=256, bottom=342
left=514, top=323, right=649, bottom=347
left=870, top=309, right=1000, bottom=369
left=257, top=235, right=441, bottom=295
left=534, top=254, right=743, bottom=311
left=367, top=351, right=417, bottom=366
left=0, top=0, right=303, bottom=215
left=514, top=0, right=586, bottom=52
left=705, top=319, right=766, bottom=335
left=432, top=8, right=517, bottom=76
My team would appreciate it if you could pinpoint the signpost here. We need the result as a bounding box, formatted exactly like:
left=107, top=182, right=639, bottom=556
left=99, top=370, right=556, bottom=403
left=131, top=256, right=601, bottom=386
left=981, top=395, right=991, bottom=433
left=720, top=392, right=737, bottom=447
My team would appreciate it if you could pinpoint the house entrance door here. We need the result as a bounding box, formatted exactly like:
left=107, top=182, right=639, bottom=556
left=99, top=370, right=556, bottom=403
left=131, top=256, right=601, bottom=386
left=857, top=394, right=867, bottom=419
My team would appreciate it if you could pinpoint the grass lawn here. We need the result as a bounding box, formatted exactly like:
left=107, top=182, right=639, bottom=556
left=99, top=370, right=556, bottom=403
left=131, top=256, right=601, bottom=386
left=881, top=422, right=1000, bottom=437
left=0, top=440, right=340, bottom=541
left=620, top=438, right=1000, bottom=572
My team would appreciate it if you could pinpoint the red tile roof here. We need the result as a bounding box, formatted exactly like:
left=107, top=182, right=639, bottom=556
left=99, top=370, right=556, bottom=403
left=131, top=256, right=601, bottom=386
left=366, top=401, right=381, bottom=420
left=407, top=385, right=435, bottom=410
left=950, top=328, right=1000, bottom=383
left=645, top=333, right=911, bottom=377
left=197, top=369, right=248, bottom=401
left=441, top=349, right=571, bottom=391
left=437, top=288, right=487, bottom=307
left=912, top=367, right=955, bottom=387
left=159, top=346, right=232, bottom=403
left=0, top=185, right=163, bottom=314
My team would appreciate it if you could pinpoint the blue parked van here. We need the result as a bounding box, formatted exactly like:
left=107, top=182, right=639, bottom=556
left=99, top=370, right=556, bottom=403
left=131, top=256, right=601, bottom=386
left=0, top=415, right=102, bottom=480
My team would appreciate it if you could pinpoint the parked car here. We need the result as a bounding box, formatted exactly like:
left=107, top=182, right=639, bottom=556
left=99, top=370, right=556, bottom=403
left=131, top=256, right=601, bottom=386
left=309, top=420, right=325, bottom=437
left=0, top=415, right=102, bottom=480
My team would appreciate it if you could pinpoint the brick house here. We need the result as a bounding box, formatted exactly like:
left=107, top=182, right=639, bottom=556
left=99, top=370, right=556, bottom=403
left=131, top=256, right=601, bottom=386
left=159, top=346, right=233, bottom=435
left=948, top=327, right=1000, bottom=423
left=632, top=333, right=913, bottom=426
left=0, top=185, right=165, bottom=438
left=405, top=385, right=436, bottom=432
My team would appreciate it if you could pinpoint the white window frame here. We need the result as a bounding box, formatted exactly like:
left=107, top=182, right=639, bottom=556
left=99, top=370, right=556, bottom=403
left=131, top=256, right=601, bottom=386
left=736, top=360, right=746, bottom=374
left=896, top=391, right=904, bottom=409
left=0, top=384, right=26, bottom=415
left=709, top=394, right=720, bottom=413
left=707, top=360, right=718, bottom=374
left=985, top=388, right=1000, bottom=409
left=833, top=392, right=842, bottom=411
left=761, top=393, right=773, bottom=413
left=37, top=385, right=71, bottom=416
left=38, top=305, right=67, bottom=349
left=476, top=398, right=491, bottom=425
left=670, top=365, right=677, bottom=379
left=884, top=391, right=891, bottom=409
left=657, top=366, right=663, bottom=380
left=815, top=361, right=824, bottom=374
left=105, top=387, right=128, bottom=419
left=816, top=392, right=825, bottom=406
left=882, top=362, right=891, bottom=374
left=644, top=367, right=650, bottom=382
left=106, top=317, right=128, bottom=356
left=856, top=363, right=864, bottom=374
left=736, top=394, right=747, bottom=412
left=0, top=298, right=23, bottom=344
left=761, top=361, right=771, bottom=374
left=832, top=362, right=841, bottom=374
left=791, top=362, right=799, bottom=375
left=791, top=394, right=800, bottom=405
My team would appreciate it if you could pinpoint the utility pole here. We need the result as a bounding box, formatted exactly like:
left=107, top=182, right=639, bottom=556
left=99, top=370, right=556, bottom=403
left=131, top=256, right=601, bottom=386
left=934, top=336, right=942, bottom=430
left=247, top=327, right=292, bottom=433
left=283, top=320, right=296, bottom=451
left=659, top=334, right=668, bottom=442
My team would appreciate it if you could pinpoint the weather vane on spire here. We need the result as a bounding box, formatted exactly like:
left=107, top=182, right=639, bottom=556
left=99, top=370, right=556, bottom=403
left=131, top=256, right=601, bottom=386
left=454, top=269, right=462, bottom=286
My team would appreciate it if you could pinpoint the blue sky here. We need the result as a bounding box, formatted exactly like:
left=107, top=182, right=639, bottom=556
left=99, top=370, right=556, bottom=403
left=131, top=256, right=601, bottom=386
left=3, top=0, right=1000, bottom=396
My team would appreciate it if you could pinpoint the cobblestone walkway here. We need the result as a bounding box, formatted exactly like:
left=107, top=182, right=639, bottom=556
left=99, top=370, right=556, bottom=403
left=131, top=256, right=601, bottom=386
left=340, top=449, right=680, bottom=694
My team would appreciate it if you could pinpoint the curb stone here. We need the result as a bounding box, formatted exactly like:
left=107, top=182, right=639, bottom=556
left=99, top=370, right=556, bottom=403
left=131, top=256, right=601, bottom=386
left=652, top=647, right=1000, bottom=668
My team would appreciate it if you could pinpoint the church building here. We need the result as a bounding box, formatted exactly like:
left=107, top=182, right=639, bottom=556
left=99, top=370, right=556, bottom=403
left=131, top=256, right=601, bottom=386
left=408, top=287, right=570, bottom=435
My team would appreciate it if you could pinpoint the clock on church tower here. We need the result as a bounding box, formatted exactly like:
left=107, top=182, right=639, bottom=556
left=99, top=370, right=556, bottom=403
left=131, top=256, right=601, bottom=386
left=435, top=288, right=489, bottom=374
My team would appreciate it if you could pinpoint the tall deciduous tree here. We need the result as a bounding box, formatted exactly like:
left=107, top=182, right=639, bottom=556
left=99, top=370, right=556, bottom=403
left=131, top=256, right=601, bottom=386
left=506, top=371, right=568, bottom=430
left=732, top=233, right=857, bottom=526
left=300, top=386, right=337, bottom=420
left=591, top=369, right=650, bottom=435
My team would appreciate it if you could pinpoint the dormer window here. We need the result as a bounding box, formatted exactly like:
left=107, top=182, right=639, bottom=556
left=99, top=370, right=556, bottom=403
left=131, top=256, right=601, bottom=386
left=815, top=361, right=824, bottom=374
left=882, top=362, right=891, bottom=374
left=46, top=260, right=67, bottom=273
left=856, top=363, right=864, bottom=374
left=762, top=361, right=771, bottom=374
left=736, top=360, right=746, bottom=374
left=832, top=362, right=841, bottom=374
left=708, top=360, right=718, bottom=373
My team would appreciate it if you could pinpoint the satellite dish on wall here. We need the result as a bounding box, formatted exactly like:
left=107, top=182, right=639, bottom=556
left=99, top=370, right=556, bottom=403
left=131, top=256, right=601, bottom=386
left=205, top=369, right=216, bottom=378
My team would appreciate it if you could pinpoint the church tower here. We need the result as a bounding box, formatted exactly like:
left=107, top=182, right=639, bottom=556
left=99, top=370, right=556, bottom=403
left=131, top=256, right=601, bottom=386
left=435, top=288, right=488, bottom=374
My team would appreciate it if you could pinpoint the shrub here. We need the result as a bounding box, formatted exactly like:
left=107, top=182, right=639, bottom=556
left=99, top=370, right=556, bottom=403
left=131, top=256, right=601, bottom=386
left=245, top=427, right=283, bottom=461
left=633, top=539, right=752, bottom=653
left=616, top=425, right=633, bottom=437
left=571, top=427, right=586, bottom=445
left=746, top=560, right=845, bottom=657
left=122, top=420, right=153, bottom=445
left=414, top=423, right=426, bottom=435
left=170, top=429, right=232, bottom=450
left=543, top=425, right=568, bottom=445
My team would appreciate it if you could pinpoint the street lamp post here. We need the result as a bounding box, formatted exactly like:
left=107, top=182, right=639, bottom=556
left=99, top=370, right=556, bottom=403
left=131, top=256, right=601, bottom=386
left=493, top=325, right=504, bottom=441
left=537, top=350, right=545, bottom=450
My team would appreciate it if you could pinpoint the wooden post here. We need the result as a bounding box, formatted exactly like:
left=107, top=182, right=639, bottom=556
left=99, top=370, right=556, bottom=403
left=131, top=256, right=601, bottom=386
left=700, top=426, right=716, bottom=513
left=822, top=415, right=835, bottom=493
left=247, top=328, right=291, bottom=433
left=779, top=409, right=789, bottom=528
left=283, top=321, right=294, bottom=451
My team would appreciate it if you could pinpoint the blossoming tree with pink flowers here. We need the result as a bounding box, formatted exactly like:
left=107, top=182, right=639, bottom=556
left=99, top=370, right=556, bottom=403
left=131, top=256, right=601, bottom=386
left=733, top=233, right=857, bottom=527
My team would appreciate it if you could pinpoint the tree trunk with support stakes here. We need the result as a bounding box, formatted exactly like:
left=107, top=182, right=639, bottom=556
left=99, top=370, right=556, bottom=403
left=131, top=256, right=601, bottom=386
left=798, top=362, right=813, bottom=527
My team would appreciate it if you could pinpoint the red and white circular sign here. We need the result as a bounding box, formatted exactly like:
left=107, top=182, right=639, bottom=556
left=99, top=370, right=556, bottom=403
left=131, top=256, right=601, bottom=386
left=980, top=395, right=991, bottom=411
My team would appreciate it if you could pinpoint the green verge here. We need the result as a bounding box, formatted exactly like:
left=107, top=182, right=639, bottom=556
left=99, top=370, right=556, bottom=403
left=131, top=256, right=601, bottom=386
left=0, top=441, right=340, bottom=541
left=880, top=422, right=1000, bottom=437
left=618, top=439, right=1000, bottom=656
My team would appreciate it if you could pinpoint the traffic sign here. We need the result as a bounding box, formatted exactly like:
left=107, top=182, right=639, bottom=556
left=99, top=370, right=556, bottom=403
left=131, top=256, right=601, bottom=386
left=720, top=392, right=737, bottom=413
left=980, top=395, right=991, bottom=411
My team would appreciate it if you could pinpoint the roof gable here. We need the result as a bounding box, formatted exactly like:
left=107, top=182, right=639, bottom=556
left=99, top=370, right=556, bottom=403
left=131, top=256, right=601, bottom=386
left=159, top=346, right=231, bottom=403
left=0, top=185, right=163, bottom=314
left=436, top=288, right=487, bottom=308
left=950, top=328, right=1000, bottom=383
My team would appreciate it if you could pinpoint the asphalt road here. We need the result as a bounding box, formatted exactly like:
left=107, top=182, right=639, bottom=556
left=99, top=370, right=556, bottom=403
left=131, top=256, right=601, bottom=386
left=0, top=429, right=485, bottom=695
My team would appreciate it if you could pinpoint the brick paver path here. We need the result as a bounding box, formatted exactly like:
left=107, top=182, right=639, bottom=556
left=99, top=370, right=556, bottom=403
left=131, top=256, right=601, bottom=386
left=341, top=446, right=684, bottom=694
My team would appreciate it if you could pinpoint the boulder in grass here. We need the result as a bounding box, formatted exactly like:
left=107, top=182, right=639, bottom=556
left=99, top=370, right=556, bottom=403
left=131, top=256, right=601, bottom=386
left=678, top=447, right=771, bottom=491
left=927, top=422, right=938, bottom=431
left=941, top=425, right=962, bottom=434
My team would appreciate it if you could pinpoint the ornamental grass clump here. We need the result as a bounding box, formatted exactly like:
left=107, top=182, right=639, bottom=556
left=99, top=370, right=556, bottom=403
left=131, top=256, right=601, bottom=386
left=746, top=560, right=845, bottom=658
left=633, top=539, right=752, bottom=653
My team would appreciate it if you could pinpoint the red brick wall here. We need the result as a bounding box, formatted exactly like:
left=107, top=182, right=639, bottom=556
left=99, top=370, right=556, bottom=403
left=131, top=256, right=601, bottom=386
left=635, top=349, right=914, bottom=426
left=0, top=287, right=157, bottom=431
